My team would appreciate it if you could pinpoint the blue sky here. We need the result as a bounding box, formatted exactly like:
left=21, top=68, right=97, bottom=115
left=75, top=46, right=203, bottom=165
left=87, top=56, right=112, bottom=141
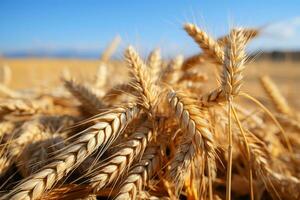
left=1, top=0, right=300, bottom=57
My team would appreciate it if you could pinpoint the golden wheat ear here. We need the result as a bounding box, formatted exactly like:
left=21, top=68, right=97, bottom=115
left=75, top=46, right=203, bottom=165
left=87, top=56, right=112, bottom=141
left=86, top=122, right=153, bottom=193
left=217, top=27, right=260, bottom=47
left=114, top=145, right=161, bottom=200
left=100, top=35, right=121, bottom=62
left=260, top=75, right=292, bottom=116
left=184, top=23, right=224, bottom=65
left=167, top=90, right=216, bottom=198
left=4, top=105, right=140, bottom=200
left=0, top=98, right=53, bottom=117
left=125, top=46, right=159, bottom=115
left=147, top=48, right=162, bottom=83
left=63, top=78, right=105, bottom=115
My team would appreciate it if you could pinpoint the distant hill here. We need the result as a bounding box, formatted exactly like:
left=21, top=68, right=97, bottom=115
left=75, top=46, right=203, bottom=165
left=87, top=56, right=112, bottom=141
left=253, top=51, right=300, bottom=61
left=1, top=49, right=102, bottom=59
left=2, top=49, right=300, bottom=61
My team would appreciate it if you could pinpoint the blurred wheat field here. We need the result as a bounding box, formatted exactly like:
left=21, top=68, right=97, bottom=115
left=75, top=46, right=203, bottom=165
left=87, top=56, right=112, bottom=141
left=1, top=58, right=300, bottom=108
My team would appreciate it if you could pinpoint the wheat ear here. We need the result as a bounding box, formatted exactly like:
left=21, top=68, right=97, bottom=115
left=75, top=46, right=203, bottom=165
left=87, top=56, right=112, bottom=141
left=178, top=71, right=208, bottom=83
left=147, top=49, right=162, bottom=83
left=17, top=135, right=65, bottom=177
left=114, top=145, right=161, bottom=200
left=217, top=28, right=259, bottom=47
left=181, top=53, right=206, bottom=71
left=88, top=122, right=153, bottom=192
left=167, top=91, right=216, bottom=196
left=167, top=137, right=196, bottom=193
left=95, top=62, right=108, bottom=88
left=221, top=28, right=247, bottom=98
left=275, top=113, right=300, bottom=132
left=0, top=98, right=52, bottom=117
left=199, top=29, right=247, bottom=107
left=184, top=23, right=224, bottom=65
left=162, top=55, right=184, bottom=84
left=260, top=75, right=292, bottom=115
left=63, top=78, right=105, bottom=115
left=125, top=46, right=158, bottom=113
left=100, top=35, right=121, bottom=62
left=4, top=105, right=139, bottom=200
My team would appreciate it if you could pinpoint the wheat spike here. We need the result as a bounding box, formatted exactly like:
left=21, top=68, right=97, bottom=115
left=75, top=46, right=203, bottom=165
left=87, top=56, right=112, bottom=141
left=184, top=23, right=224, bottom=65
left=100, top=35, right=121, bottom=62
left=63, top=78, right=105, bottom=115
left=17, top=135, right=65, bottom=177
left=221, top=28, right=247, bottom=98
left=0, top=98, right=52, bottom=117
left=88, top=122, right=153, bottom=192
left=162, top=55, right=184, bottom=84
left=275, top=113, right=300, bottom=132
left=217, top=28, right=259, bottom=47
left=260, top=75, right=292, bottom=115
left=114, top=145, right=161, bottom=200
left=181, top=53, right=206, bottom=71
left=125, top=46, right=158, bottom=113
left=167, top=91, right=216, bottom=195
left=181, top=27, right=258, bottom=71
left=95, top=62, right=108, bottom=88
left=5, top=105, right=140, bottom=200
left=178, top=71, right=208, bottom=83
left=147, top=49, right=162, bottom=83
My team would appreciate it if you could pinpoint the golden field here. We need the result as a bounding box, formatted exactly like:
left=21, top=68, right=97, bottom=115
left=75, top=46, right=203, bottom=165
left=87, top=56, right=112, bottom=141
left=1, top=58, right=299, bottom=109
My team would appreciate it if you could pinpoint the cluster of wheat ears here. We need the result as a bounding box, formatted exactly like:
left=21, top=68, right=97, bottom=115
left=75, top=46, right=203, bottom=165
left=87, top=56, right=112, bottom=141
left=0, top=22, right=300, bottom=200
